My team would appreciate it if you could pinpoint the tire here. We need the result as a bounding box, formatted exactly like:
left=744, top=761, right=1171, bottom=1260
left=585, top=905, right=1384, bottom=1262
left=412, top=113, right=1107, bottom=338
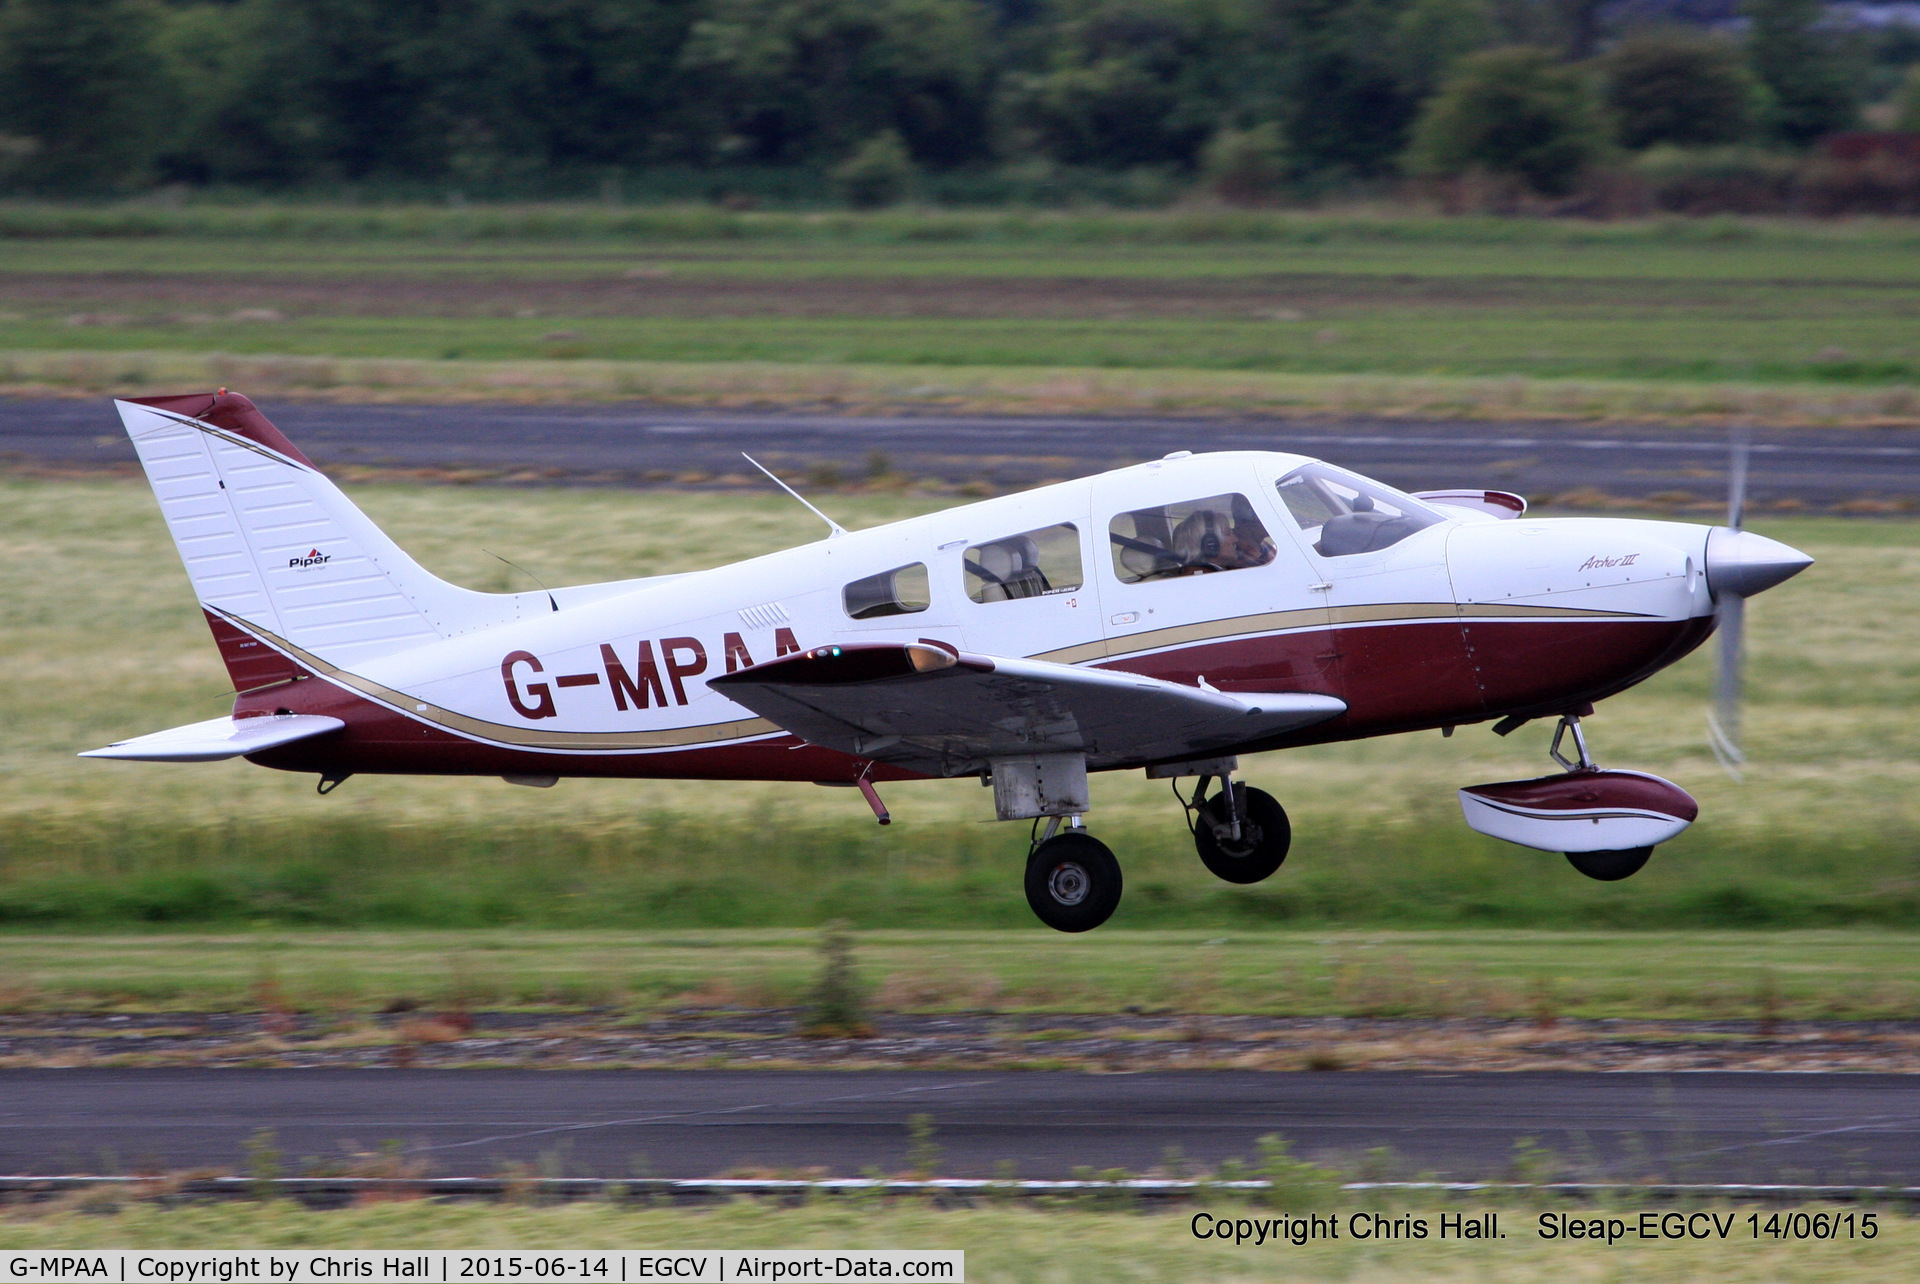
left=1194, top=784, right=1291, bottom=884
left=1025, top=832, right=1123, bottom=933
left=1565, top=847, right=1653, bottom=881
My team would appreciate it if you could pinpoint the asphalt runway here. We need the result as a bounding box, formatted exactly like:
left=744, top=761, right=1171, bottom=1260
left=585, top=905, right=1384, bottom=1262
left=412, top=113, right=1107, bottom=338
left=7, top=398, right=1918, bottom=508
left=3, top=1070, right=1915, bottom=1183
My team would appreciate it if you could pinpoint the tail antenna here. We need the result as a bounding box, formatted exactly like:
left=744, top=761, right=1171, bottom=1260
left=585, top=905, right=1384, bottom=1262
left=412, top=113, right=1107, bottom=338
left=484, top=550, right=559, bottom=612
left=742, top=452, right=848, bottom=538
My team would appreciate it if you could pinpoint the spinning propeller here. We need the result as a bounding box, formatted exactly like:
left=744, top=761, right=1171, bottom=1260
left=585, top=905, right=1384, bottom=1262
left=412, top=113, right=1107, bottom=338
left=1704, top=427, right=1813, bottom=779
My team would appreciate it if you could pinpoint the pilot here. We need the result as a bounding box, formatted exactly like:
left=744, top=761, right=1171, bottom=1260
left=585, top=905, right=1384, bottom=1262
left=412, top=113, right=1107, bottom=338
left=1171, top=509, right=1270, bottom=572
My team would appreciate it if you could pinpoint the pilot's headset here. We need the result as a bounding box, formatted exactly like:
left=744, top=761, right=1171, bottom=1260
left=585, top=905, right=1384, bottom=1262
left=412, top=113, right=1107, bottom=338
left=1173, top=510, right=1230, bottom=564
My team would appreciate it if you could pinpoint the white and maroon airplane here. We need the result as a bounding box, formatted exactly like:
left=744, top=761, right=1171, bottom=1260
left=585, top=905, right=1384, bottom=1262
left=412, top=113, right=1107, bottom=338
left=86, top=392, right=1811, bottom=931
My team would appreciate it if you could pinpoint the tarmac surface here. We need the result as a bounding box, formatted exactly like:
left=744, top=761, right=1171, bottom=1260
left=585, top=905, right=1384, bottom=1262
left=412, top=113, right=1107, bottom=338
left=5, top=398, right=1918, bottom=509
left=2, top=1069, right=1915, bottom=1183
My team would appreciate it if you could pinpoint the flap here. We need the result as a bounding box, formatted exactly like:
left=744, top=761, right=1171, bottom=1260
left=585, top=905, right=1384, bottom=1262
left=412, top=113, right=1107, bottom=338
left=709, top=642, right=1345, bottom=776
left=81, top=713, right=345, bottom=763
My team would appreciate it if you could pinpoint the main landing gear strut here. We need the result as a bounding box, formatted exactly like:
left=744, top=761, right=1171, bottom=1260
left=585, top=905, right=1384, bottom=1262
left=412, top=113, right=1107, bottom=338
left=1008, top=753, right=1295, bottom=933
left=1176, top=767, right=1291, bottom=885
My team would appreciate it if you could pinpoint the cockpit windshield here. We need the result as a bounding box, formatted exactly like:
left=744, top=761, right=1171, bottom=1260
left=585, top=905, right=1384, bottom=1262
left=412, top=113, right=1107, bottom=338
left=1274, top=464, right=1443, bottom=557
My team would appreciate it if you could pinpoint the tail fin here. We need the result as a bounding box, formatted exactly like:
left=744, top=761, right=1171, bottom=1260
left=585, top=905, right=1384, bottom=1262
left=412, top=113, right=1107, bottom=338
left=117, top=392, right=536, bottom=686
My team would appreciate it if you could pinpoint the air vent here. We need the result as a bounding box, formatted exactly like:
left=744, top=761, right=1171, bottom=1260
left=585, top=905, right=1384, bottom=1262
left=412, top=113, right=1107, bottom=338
left=738, top=602, right=791, bottom=630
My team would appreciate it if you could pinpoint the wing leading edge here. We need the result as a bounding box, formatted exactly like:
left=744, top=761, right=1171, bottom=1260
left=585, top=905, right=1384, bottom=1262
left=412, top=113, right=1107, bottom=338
left=709, top=642, right=1345, bottom=776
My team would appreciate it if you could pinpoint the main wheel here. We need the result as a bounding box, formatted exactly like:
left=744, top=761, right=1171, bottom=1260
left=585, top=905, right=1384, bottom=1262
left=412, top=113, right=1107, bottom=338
left=1025, top=832, right=1123, bottom=933
left=1194, top=784, right=1291, bottom=884
left=1565, top=847, right=1653, bottom=881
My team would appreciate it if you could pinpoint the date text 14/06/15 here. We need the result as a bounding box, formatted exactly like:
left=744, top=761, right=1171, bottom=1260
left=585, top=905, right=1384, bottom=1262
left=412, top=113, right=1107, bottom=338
left=1539, top=1211, right=1878, bottom=1244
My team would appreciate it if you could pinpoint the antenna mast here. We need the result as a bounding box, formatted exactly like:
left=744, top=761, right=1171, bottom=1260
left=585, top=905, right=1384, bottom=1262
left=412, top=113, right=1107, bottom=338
left=741, top=453, right=848, bottom=538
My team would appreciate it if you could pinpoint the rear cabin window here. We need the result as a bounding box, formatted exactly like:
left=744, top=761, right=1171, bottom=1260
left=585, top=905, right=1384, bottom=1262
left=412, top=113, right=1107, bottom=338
left=1275, top=464, right=1443, bottom=558
left=1108, top=493, right=1276, bottom=584
left=964, top=523, right=1083, bottom=603
left=843, top=562, right=931, bottom=619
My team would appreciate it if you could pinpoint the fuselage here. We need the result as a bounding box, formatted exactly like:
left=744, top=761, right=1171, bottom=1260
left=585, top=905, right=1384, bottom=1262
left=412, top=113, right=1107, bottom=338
left=240, top=450, right=1718, bottom=782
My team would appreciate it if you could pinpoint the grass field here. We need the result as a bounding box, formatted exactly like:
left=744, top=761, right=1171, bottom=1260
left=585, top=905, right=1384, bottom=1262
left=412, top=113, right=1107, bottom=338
left=3, top=928, right=1918, bottom=1018
left=2, top=207, right=1918, bottom=420
left=0, top=479, right=1915, bottom=943
left=1, top=1199, right=1915, bottom=1282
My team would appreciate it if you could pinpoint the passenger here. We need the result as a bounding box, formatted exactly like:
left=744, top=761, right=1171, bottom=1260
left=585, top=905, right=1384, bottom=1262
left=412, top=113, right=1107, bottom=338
left=1230, top=518, right=1276, bottom=568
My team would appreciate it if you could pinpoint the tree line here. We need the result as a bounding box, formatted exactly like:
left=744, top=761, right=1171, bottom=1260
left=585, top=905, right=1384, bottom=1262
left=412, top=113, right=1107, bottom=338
left=0, top=0, right=1915, bottom=201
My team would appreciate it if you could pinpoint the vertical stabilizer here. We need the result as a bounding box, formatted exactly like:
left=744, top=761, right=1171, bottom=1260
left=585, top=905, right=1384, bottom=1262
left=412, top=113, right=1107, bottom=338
left=117, top=392, right=535, bottom=685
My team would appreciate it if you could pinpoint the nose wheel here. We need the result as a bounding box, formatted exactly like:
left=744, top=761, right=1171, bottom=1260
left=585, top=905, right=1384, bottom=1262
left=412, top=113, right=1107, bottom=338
left=1025, top=830, right=1123, bottom=932
left=1548, top=714, right=1659, bottom=882
left=1566, top=847, right=1652, bottom=881
left=1183, top=776, right=1291, bottom=884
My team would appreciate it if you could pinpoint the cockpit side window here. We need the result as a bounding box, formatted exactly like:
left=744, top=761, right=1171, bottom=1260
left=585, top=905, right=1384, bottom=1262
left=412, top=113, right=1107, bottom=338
left=843, top=562, right=931, bottom=620
left=964, top=523, right=1083, bottom=603
left=1275, top=464, right=1443, bottom=557
left=1108, top=493, right=1276, bottom=584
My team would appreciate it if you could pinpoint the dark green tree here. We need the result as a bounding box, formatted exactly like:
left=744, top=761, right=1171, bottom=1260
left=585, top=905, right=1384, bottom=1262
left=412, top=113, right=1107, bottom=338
left=678, top=0, right=992, bottom=166
left=832, top=128, right=917, bottom=205
left=1600, top=27, right=1759, bottom=150
left=153, top=1, right=323, bottom=185
left=499, top=0, right=705, bottom=168
left=995, top=0, right=1243, bottom=168
left=1265, top=0, right=1429, bottom=179
left=0, top=0, right=172, bottom=192
left=1404, top=44, right=1605, bottom=195
left=1744, top=0, right=1857, bottom=147
left=1389, top=0, right=1496, bottom=102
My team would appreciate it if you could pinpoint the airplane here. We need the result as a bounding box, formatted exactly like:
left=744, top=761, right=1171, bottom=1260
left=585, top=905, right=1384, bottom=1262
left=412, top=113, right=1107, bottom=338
left=84, top=391, right=1813, bottom=932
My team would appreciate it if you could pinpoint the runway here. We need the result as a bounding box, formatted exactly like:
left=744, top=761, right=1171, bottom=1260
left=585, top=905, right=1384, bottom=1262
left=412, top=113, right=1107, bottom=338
left=6, top=398, right=1917, bottom=508
left=2, top=1070, right=1915, bottom=1184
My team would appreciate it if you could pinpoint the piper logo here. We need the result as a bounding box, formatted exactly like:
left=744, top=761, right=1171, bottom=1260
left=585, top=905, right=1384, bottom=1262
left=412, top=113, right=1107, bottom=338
left=289, top=548, right=331, bottom=570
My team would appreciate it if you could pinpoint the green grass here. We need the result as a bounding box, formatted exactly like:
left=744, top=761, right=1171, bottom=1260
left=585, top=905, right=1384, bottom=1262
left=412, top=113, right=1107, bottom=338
left=0, top=479, right=1915, bottom=939
left=16, top=312, right=1918, bottom=386
left=1, top=1199, right=1915, bottom=1282
left=3, top=928, right=1919, bottom=1019
left=1, top=201, right=1919, bottom=254
left=2, top=210, right=1919, bottom=391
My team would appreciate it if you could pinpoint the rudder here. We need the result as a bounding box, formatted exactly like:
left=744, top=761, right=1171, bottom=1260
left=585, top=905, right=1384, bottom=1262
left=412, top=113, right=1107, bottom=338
left=118, top=392, right=535, bottom=686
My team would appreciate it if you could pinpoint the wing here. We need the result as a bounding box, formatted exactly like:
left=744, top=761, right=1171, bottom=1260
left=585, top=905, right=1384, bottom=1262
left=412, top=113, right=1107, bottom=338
left=709, top=642, right=1345, bottom=777
left=81, top=713, right=345, bottom=763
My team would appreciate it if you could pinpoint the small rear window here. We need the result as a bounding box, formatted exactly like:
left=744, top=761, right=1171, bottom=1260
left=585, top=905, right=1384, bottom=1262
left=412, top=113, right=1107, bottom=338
left=843, top=563, right=931, bottom=619
left=964, top=523, right=1083, bottom=604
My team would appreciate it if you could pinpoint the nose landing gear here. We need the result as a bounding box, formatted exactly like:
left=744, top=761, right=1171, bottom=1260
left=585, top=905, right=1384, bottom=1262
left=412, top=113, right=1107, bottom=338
left=1463, top=713, right=1696, bottom=882
left=1566, top=847, right=1653, bottom=881
left=1547, top=714, right=1660, bottom=883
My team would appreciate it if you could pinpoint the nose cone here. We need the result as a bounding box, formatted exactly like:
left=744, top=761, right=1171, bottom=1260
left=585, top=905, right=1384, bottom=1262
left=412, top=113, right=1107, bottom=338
left=1705, top=527, right=1813, bottom=599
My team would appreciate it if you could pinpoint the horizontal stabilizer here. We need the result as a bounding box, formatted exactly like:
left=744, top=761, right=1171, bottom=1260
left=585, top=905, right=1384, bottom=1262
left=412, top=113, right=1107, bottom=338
left=711, top=642, right=1345, bottom=776
left=80, top=713, right=344, bottom=763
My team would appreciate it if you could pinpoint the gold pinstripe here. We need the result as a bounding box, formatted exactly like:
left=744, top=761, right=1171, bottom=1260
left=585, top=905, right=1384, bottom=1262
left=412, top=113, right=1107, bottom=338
left=1042, top=600, right=1649, bottom=664
left=217, top=597, right=1652, bottom=753
left=212, top=609, right=782, bottom=752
